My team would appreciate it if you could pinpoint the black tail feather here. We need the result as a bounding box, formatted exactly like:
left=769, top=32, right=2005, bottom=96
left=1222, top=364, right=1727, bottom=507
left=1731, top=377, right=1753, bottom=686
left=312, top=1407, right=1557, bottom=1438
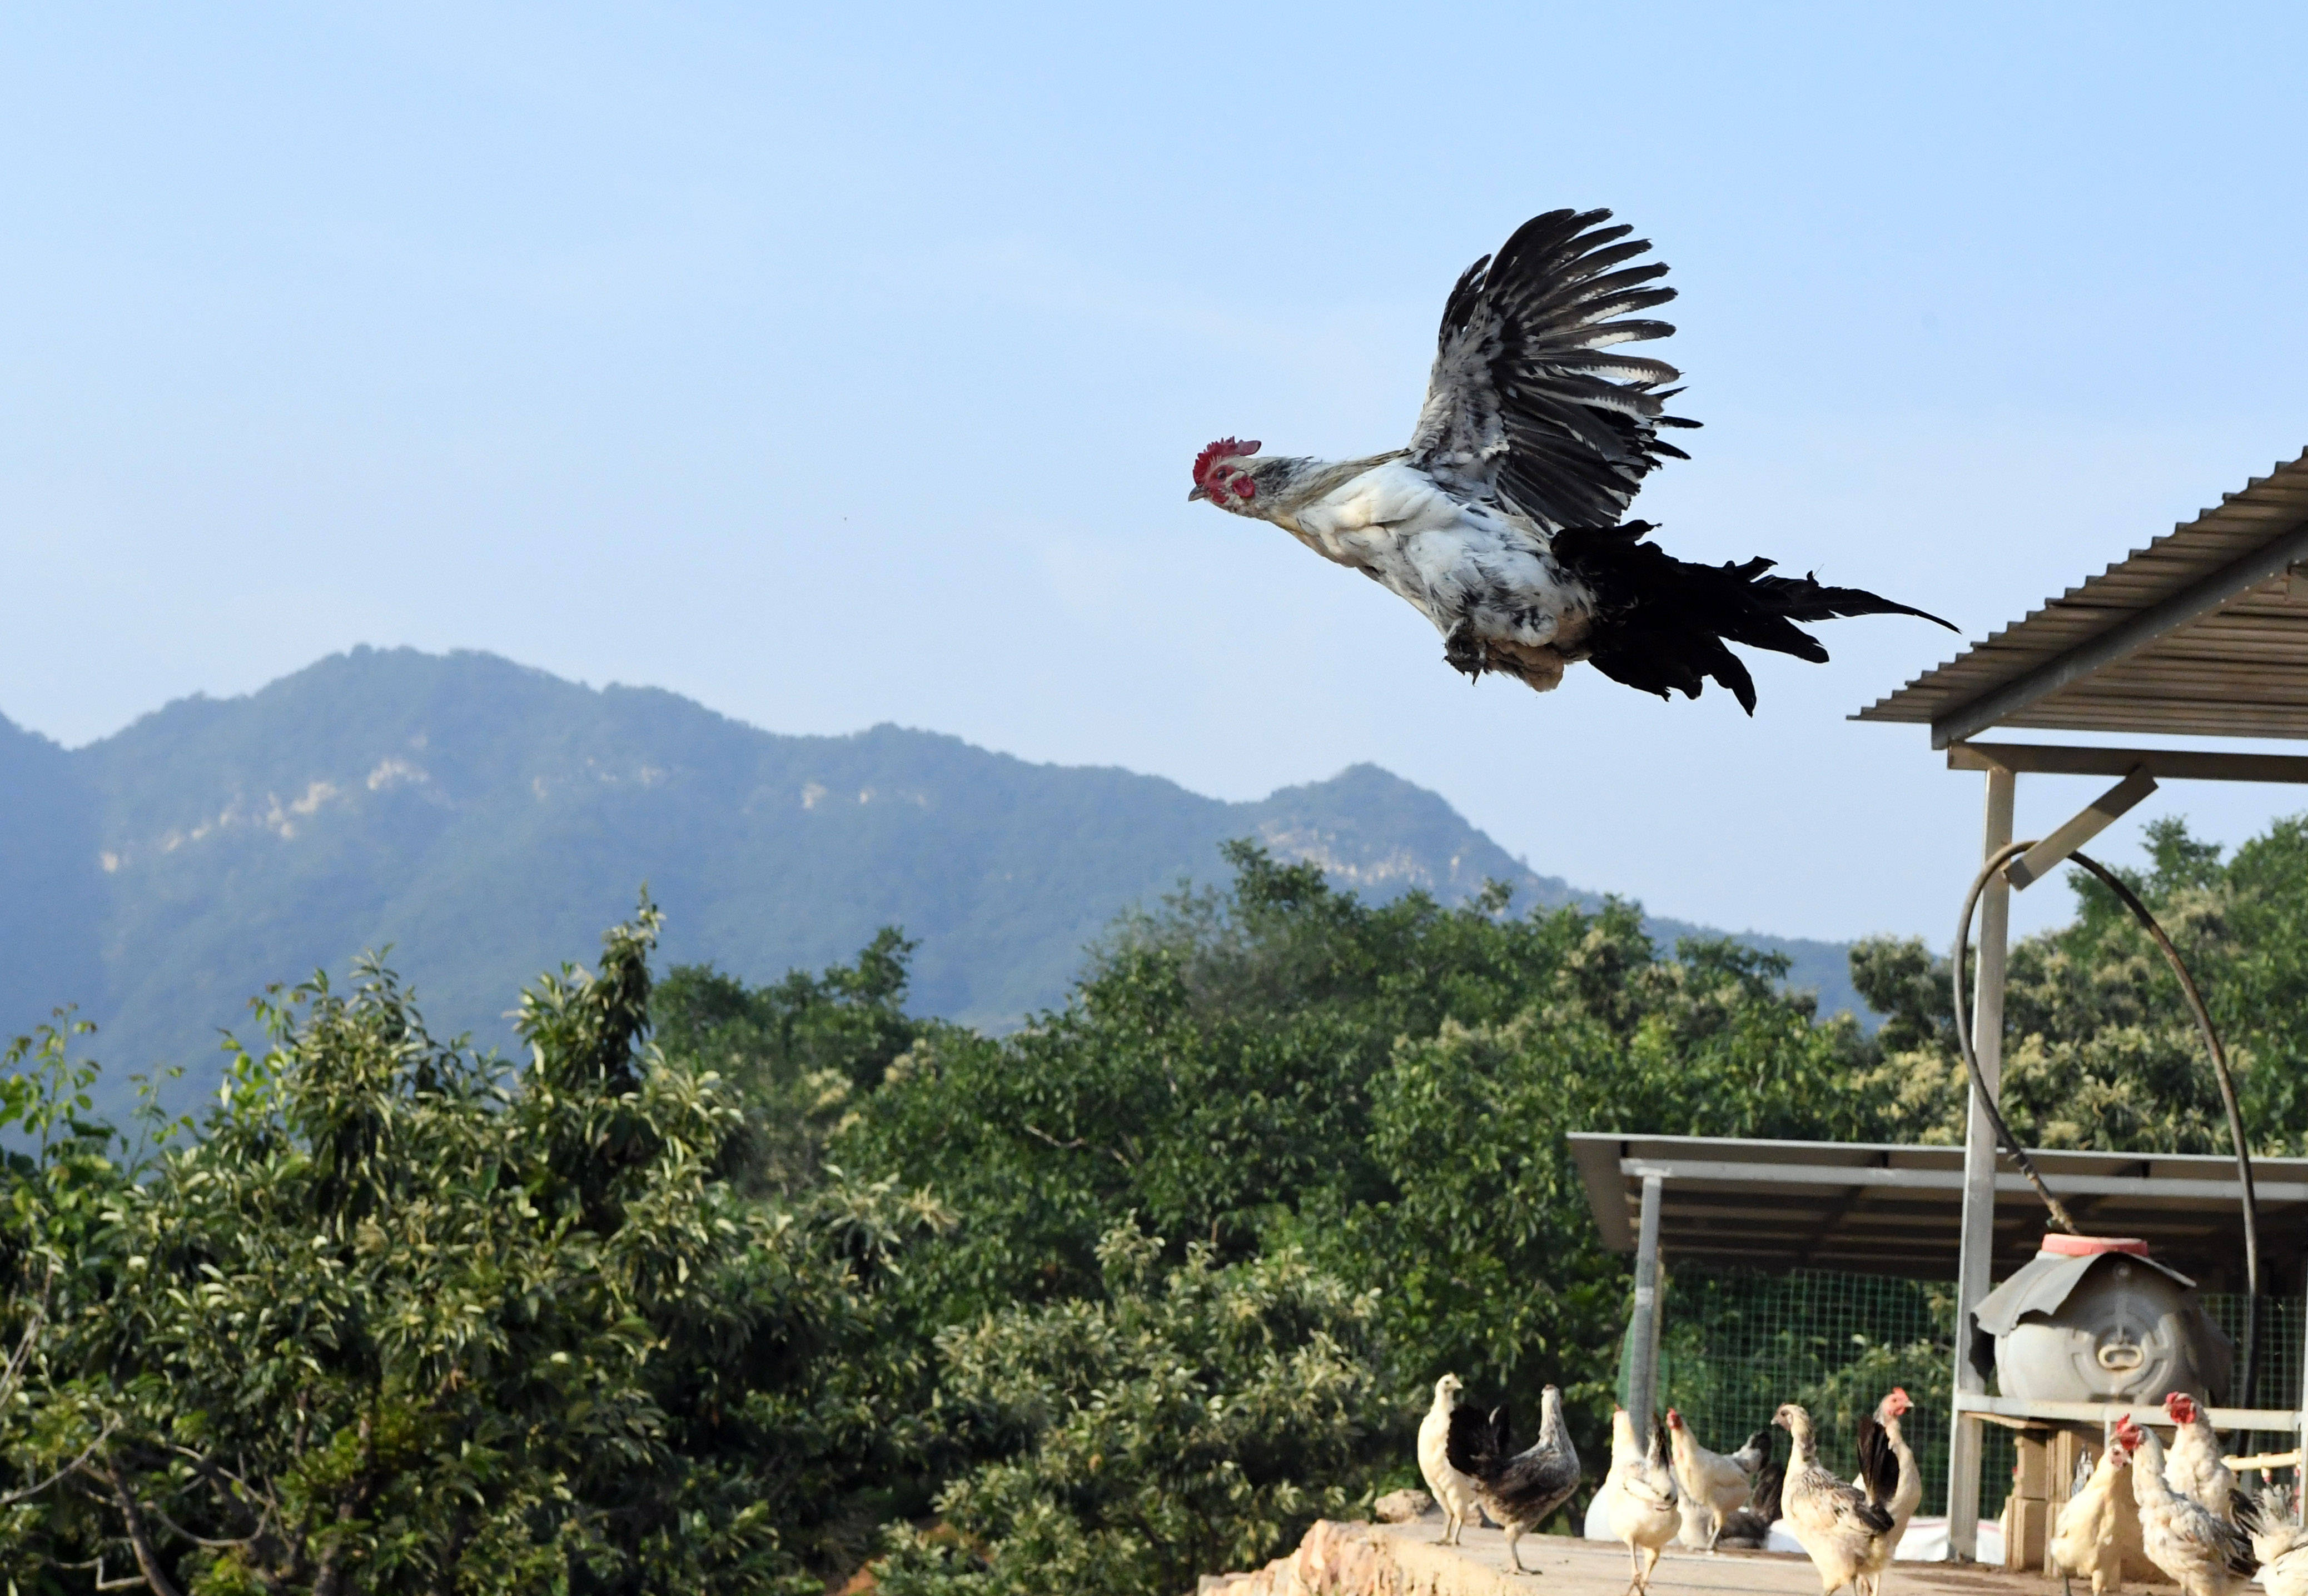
left=1856, top=1413, right=1899, bottom=1507
left=1446, top=1400, right=1510, bottom=1479
left=1553, top=521, right=1957, bottom=715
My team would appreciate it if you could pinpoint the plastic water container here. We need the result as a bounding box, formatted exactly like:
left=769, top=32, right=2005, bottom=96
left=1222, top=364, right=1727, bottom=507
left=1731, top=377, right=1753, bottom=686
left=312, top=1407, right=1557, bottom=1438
left=1974, top=1235, right=2231, bottom=1404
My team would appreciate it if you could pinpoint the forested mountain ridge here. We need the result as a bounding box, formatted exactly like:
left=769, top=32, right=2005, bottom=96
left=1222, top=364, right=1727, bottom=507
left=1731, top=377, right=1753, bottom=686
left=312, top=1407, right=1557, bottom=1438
left=0, top=646, right=1862, bottom=1104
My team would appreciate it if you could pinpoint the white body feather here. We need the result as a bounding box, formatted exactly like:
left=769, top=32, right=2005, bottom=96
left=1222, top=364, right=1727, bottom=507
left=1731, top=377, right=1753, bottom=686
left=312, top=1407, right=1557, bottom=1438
left=1279, top=460, right=1592, bottom=665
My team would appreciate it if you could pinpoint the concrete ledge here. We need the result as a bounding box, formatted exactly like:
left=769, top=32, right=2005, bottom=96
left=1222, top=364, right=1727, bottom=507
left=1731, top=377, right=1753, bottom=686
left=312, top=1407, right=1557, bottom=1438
left=1198, top=1516, right=2129, bottom=1596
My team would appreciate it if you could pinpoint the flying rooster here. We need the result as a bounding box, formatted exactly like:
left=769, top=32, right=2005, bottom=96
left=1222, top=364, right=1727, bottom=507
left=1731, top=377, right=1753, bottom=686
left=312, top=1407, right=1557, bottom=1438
left=1187, top=210, right=1954, bottom=710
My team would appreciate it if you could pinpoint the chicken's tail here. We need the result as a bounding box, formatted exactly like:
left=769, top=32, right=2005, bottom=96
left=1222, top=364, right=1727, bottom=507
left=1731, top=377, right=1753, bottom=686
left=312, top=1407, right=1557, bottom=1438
left=1552, top=521, right=1956, bottom=714
left=1445, top=1402, right=1513, bottom=1483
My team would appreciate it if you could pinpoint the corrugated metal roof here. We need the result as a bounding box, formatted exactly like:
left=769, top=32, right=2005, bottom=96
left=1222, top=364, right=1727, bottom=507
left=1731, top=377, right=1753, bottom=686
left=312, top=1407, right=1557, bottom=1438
left=1854, top=450, right=2308, bottom=746
left=1567, top=1133, right=2308, bottom=1289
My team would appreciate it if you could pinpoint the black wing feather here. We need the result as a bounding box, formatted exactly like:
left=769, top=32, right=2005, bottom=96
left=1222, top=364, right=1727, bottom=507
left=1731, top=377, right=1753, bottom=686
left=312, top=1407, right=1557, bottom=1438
left=1410, top=209, right=1697, bottom=531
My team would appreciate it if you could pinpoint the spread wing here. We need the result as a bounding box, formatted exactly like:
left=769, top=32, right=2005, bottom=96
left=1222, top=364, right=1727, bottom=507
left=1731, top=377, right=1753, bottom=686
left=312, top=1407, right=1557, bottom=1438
left=1408, top=208, right=1697, bottom=531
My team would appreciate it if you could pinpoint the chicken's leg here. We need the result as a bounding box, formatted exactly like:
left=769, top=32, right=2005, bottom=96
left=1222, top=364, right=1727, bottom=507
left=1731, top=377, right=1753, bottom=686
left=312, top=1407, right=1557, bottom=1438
left=1507, top=1526, right=1529, bottom=1575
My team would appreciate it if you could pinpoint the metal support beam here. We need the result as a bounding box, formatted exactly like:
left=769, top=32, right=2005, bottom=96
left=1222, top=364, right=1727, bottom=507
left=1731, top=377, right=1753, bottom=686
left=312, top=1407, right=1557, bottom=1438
left=2299, top=1264, right=2308, bottom=1524
left=2005, top=768, right=2158, bottom=890
left=1951, top=741, right=2308, bottom=785
left=1930, top=525, right=2308, bottom=746
left=1627, top=1173, right=1664, bottom=1427
left=1954, top=1392, right=2303, bottom=1430
left=1614, top=1156, right=2308, bottom=1205
left=1948, top=764, right=2015, bottom=1561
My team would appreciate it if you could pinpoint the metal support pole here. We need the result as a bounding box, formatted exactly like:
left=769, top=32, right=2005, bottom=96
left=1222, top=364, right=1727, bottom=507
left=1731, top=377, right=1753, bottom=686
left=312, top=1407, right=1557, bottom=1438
left=1628, top=1173, right=1664, bottom=1426
left=2298, top=1259, right=2308, bottom=1524
left=1947, top=765, right=2016, bottom=1561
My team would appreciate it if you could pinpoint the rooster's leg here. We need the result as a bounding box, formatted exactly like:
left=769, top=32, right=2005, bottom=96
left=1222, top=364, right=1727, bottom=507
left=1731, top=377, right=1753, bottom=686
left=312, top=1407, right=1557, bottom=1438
left=1507, top=1527, right=1528, bottom=1575
left=1436, top=1508, right=1454, bottom=1544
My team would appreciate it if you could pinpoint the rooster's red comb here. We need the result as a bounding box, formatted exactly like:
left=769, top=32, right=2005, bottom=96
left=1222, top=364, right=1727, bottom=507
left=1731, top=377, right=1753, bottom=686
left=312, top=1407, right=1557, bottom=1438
left=1193, top=437, right=1260, bottom=485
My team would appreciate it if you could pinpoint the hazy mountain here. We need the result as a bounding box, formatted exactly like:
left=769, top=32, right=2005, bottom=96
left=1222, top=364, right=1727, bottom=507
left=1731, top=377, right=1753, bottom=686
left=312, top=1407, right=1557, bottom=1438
left=0, top=648, right=1866, bottom=1113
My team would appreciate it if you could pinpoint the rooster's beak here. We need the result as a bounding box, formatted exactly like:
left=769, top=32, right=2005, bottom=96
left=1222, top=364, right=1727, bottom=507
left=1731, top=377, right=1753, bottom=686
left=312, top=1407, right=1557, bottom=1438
left=1187, top=485, right=1208, bottom=502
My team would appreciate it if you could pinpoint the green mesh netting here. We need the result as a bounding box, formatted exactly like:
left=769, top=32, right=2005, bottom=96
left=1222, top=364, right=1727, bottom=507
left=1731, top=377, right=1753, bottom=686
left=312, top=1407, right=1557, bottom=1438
left=1618, top=1266, right=2301, bottom=1520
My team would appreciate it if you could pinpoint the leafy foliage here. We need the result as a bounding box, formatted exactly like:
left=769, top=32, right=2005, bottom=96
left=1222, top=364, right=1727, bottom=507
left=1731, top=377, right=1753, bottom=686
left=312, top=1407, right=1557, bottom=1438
left=0, top=908, right=943, bottom=1594
left=836, top=847, right=1884, bottom=1510
left=652, top=930, right=924, bottom=1195
left=876, top=1225, right=1385, bottom=1596
left=9, top=812, right=2299, bottom=1594
left=1853, top=815, right=2307, bottom=1155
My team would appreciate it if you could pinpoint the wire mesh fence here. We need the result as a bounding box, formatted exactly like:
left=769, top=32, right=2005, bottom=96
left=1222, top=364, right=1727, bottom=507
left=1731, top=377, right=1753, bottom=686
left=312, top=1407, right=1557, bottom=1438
left=1618, top=1265, right=2301, bottom=1522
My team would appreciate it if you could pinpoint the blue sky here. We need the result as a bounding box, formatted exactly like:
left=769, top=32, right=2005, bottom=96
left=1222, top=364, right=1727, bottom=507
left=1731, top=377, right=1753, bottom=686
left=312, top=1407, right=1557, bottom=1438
left=6, top=2, right=2307, bottom=945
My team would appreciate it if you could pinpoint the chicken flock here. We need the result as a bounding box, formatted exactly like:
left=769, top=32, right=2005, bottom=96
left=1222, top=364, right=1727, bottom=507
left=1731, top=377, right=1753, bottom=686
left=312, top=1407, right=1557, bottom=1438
left=1416, top=1379, right=2296, bottom=1596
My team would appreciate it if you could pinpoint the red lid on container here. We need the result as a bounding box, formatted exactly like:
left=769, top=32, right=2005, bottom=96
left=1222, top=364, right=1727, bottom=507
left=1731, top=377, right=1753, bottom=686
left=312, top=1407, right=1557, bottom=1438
left=2041, top=1234, right=2150, bottom=1257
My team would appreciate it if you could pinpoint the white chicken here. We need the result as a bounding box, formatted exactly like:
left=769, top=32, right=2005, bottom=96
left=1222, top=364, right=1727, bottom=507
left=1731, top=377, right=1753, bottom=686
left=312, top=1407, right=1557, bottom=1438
left=2241, top=1483, right=2308, bottom=1596
left=1665, top=1409, right=1759, bottom=1552
left=1776, top=1402, right=1896, bottom=1596
left=2122, top=1417, right=2257, bottom=1596
left=2049, top=1425, right=2133, bottom=1596
left=1600, top=1408, right=1680, bottom=1595
left=1852, top=1387, right=1922, bottom=1596
left=2164, top=1392, right=2235, bottom=1521
left=1417, top=1374, right=1487, bottom=1545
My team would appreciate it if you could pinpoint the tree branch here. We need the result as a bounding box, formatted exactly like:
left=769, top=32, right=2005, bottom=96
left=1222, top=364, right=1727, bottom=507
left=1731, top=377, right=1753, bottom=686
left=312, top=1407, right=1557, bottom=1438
left=0, top=1418, right=118, bottom=1507
left=0, top=1259, right=54, bottom=1410
left=98, top=1454, right=186, bottom=1596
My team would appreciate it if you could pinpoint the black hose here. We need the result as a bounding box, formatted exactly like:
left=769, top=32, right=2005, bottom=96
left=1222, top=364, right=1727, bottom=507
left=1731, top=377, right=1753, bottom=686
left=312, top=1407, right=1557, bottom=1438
left=1951, top=840, right=2260, bottom=1410
left=1952, top=840, right=2083, bottom=1233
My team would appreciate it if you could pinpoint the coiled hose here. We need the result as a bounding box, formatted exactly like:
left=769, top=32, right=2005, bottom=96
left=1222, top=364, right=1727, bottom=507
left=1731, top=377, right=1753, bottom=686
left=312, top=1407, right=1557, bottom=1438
left=1952, top=839, right=2261, bottom=1410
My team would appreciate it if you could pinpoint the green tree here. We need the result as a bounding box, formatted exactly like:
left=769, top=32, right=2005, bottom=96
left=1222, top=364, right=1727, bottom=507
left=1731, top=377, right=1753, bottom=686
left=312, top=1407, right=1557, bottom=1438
left=838, top=847, right=1886, bottom=1488
left=875, top=1224, right=1386, bottom=1596
left=651, top=929, right=924, bottom=1195
left=1851, top=814, right=2308, bottom=1156
left=0, top=909, right=944, bottom=1594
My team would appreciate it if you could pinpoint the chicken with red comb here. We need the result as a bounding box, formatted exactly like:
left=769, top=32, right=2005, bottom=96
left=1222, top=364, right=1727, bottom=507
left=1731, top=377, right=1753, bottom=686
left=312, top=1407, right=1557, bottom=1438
left=2164, top=1391, right=2236, bottom=1521
left=1185, top=208, right=1952, bottom=710
left=2127, top=1416, right=2257, bottom=1596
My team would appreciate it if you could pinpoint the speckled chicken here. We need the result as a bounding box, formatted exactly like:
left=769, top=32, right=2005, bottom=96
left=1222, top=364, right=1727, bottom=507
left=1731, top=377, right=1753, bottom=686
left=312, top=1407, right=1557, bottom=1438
left=1446, top=1383, right=1581, bottom=1577
left=2123, top=1418, right=2256, bottom=1596
left=1777, top=1402, right=1896, bottom=1596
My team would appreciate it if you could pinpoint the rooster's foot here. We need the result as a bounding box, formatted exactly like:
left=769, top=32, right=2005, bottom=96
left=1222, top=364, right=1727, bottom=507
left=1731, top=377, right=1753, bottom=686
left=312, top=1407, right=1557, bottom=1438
left=1441, top=622, right=1486, bottom=682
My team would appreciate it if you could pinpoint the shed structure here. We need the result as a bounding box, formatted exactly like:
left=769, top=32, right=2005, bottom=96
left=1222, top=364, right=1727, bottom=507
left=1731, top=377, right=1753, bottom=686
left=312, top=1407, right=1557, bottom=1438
left=1838, top=447, right=2308, bottom=1558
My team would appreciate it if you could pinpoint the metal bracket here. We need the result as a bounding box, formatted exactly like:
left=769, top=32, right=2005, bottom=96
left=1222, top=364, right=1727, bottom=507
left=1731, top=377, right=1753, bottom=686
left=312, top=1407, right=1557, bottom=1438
left=2003, top=767, right=2158, bottom=890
